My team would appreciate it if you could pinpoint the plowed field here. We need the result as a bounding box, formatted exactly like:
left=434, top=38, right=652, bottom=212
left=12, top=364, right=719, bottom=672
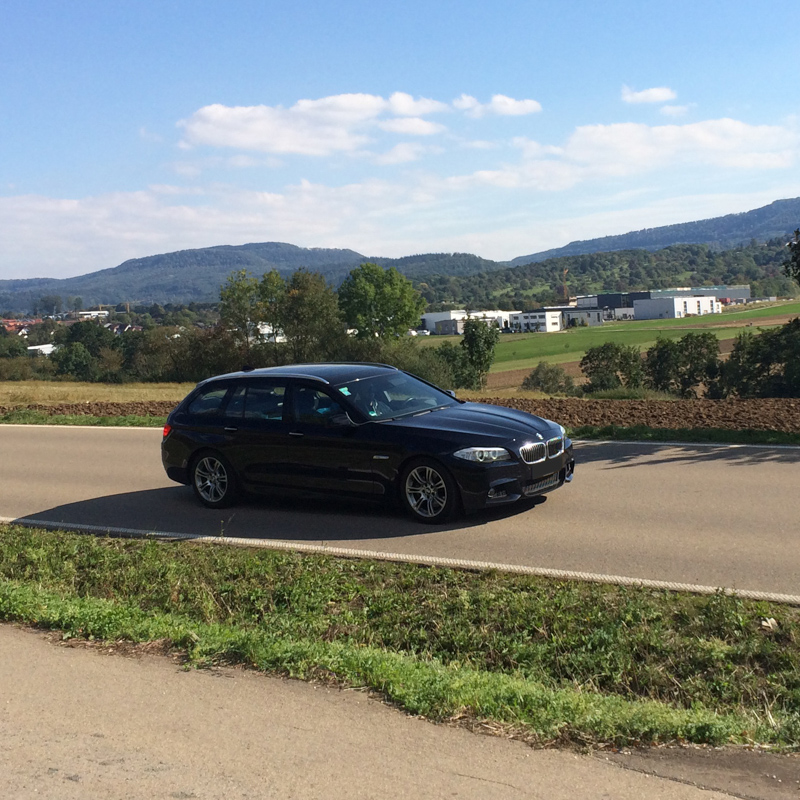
left=4, top=398, right=800, bottom=433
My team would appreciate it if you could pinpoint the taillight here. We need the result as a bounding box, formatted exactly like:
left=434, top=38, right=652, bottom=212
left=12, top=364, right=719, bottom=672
left=163, top=424, right=172, bottom=438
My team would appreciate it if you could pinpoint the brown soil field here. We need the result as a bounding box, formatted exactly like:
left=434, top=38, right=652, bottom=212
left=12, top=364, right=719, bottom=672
left=4, top=397, right=800, bottom=433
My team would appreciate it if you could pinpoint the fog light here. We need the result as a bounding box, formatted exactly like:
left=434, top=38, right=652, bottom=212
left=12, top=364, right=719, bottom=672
left=487, top=488, right=508, bottom=499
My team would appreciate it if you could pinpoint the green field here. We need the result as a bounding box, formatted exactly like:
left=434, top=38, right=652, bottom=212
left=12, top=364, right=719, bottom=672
left=490, top=301, right=800, bottom=373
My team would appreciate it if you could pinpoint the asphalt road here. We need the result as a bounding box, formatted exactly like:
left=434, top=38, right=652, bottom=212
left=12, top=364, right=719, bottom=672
left=4, top=623, right=750, bottom=800
left=1, top=425, right=799, bottom=596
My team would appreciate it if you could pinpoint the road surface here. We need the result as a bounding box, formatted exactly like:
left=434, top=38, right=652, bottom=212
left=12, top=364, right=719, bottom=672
left=1, top=425, right=799, bottom=595
left=6, top=623, right=799, bottom=800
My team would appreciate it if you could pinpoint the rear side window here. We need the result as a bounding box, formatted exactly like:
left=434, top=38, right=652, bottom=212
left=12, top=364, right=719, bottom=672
left=186, top=385, right=229, bottom=417
left=245, top=384, right=286, bottom=420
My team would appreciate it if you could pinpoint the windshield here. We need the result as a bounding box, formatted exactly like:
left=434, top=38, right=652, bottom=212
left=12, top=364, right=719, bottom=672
left=334, top=372, right=457, bottom=421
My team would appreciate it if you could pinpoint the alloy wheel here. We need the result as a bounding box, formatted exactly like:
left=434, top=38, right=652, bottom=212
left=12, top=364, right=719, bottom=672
left=405, top=465, right=448, bottom=520
left=194, top=456, right=229, bottom=504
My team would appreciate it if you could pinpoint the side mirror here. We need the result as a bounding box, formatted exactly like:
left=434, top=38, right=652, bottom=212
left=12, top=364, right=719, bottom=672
left=445, top=389, right=456, bottom=398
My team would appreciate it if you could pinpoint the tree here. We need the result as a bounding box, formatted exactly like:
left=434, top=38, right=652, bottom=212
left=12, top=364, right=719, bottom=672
left=338, top=263, right=426, bottom=339
left=38, top=294, right=63, bottom=316
left=219, top=270, right=264, bottom=360
left=784, top=229, right=800, bottom=285
left=714, top=318, right=800, bottom=398
left=580, top=342, right=643, bottom=392
left=460, top=318, right=500, bottom=389
left=64, top=321, right=117, bottom=357
left=52, top=342, right=97, bottom=381
left=643, top=332, right=719, bottom=397
left=258, top=269, right=286, bottom=363
left=280, top=269, right=343, bottom=363
left=674, top=332, right=719, bottom=398
left=521, top=362, right=577, bottom=395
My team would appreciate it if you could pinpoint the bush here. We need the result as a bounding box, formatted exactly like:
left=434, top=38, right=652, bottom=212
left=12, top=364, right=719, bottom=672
left=521, top=362, right=578, bottom=395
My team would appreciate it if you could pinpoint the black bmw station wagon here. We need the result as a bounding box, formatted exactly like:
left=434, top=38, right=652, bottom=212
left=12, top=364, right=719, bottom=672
left=162, top=363, right=574, bottom=523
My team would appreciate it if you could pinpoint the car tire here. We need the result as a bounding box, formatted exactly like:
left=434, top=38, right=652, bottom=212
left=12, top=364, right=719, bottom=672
left=400, top=458, right=458, bottom=524
left=191, top=451, right=238, bottom=509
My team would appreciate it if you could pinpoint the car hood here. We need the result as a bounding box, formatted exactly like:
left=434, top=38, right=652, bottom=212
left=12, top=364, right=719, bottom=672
left=388, top=401, right=558, bottom=443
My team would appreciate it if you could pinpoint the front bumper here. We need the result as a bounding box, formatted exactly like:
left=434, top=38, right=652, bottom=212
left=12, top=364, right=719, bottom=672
left=453, top=441, right=575, bottom=513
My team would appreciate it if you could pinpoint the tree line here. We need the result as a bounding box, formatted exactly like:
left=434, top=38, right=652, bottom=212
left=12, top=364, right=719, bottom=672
left=0, top=264, right=501, bottom=391
left=524, top=319, right=800, bottom=399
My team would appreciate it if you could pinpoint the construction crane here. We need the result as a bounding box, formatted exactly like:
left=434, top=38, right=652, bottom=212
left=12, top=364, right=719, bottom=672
left=561, top=268, right=569, bottom=301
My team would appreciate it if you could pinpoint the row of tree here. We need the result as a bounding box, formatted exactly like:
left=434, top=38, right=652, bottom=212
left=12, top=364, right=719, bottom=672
left=1, top=264, right=502, bottom=391
left=524, top=318, right=800, bottom=399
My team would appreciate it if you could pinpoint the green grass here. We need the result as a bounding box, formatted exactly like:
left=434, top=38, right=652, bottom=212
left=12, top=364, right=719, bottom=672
left=490, top=301, right=800, bottom=372
left=570, top=425, right=800, bottom=447
left=0, top=409, right=167, bottom=427
left=492, top=325, right=767, bottom=372
left=1, top=524, right=798, bottom=748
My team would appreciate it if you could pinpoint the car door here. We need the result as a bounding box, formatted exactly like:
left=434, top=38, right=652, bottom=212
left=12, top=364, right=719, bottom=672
left=222, top=379, right=293, bottom=492
left=283, top=382, right=378, bottom=496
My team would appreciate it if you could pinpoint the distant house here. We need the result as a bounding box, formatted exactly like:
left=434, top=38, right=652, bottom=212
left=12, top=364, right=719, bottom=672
left=27, top=343, right=56, bottom=356
left=78, top=310, right=110, bottom=320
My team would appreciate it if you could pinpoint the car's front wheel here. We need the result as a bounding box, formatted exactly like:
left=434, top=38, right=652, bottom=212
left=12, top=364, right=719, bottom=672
left=191, top=452, right=238, bottom=509
left=400, top=458, right=458, bottom=524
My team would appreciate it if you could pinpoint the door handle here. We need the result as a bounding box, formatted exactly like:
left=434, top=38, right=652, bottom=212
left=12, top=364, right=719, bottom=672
left=289, top=431, right=304, bottom=437
left=224, top=427, right=238, bottom=432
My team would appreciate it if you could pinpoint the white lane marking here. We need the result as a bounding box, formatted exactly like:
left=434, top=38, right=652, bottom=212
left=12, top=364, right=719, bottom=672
left=575, top=439, right=800, bottom=451
left=3, top=515, right=799, bottom=606
left=0, top=424, right=163, bottom=431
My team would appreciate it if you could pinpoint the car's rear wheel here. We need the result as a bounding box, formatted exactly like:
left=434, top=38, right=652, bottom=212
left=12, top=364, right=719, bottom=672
left=191, top=452, right=238, bottom=509
left=400, top=458, right=457, bottom=524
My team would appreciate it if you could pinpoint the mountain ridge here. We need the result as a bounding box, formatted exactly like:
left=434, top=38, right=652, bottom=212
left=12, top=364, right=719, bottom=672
left=1, top=197, right=798, bottom=312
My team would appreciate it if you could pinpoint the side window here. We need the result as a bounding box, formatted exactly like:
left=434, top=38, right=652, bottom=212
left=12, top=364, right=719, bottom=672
left=225, top=385, right=247, bottom=420
left=187, top=384, right=230, bottom=417
left=292, top=386, right=345, bottom=425
left=245, top=384, right=286, bottom=421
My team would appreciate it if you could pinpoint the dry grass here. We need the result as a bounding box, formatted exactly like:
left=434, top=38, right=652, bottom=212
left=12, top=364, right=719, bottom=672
left=0, top=381, right=193, bottom=406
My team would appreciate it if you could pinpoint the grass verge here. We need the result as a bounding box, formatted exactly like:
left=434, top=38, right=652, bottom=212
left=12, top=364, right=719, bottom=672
left=0, top=409, right=167, bottom=427
left=1, top=524, right=798, bottom=749
left=570, top=425, right=800, bottom=446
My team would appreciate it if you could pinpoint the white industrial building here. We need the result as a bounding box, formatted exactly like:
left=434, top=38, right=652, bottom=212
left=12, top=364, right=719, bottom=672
left=419, top=309, right=518, bottom=334
left=509, top=310, right=564, bottom=333
left=633, top=296, right=722, bottom=320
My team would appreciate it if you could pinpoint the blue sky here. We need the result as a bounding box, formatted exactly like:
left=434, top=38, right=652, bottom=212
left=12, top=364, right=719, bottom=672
left=2, top=0, right=799, bottom=279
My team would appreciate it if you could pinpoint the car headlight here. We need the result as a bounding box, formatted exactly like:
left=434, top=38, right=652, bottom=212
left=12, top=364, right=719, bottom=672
left=453, top=447, right=511, bottom=463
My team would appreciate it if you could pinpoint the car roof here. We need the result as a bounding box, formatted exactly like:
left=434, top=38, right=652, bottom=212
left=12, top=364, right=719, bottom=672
left=201, top=362, right=399, bottom=386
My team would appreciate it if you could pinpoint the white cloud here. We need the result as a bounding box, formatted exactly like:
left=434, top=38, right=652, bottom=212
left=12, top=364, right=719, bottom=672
left=660, top=104, right=691, bottom=117
left=373, top=142, right=428, bottom=165
left=453, top=93, right=542, bottom=118
left=377, top=117, right=445, bottom=135
left=446, top=117, right=799, bottom=196
left=179, top=93, right=449, bottom=157
left=387, top=92, right=449, bottom=116
left=565, top=119, right=797, bottom=171
left=622, top=85, right=678, bottom=104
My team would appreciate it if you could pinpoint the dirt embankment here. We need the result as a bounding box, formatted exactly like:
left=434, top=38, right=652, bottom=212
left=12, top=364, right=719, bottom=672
left=482, top=397, right=800, bottom=433
left=4, top=398, right=800, bottom=433
left=0, top=401, right=179, bottom=418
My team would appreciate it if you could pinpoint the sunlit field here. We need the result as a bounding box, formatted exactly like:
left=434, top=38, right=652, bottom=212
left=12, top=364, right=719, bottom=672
left=0, top=381, right=193, bottom=406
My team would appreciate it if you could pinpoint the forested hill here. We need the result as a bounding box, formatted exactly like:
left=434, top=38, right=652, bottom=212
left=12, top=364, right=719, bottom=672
left=417, top=240, right=798, bottom=310
left=0, top=244, right=508, bottom=311
left=508, top=198, right=800, bottom=266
